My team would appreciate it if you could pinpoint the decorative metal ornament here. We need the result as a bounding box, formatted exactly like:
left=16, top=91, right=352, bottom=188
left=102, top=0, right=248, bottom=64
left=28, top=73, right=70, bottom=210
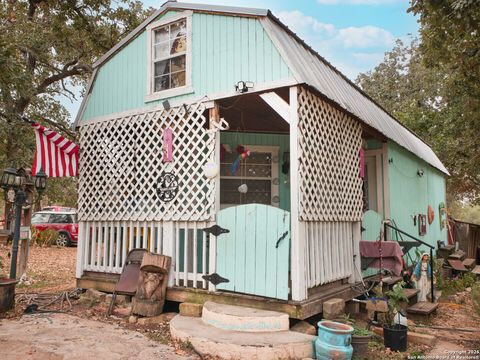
left=202, top=225, right=230, bottom=237
left=6, top=189, right=15, bottom=203
left=155, top=172, right=179, bottom=202
left=272, top=195, right=280, bottom=203
left=202, top=273, right=229, bottom=286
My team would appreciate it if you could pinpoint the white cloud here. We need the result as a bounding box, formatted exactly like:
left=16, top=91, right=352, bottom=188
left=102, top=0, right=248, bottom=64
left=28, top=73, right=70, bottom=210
left=337, top=26, right=394, bottom=48
left=277, top=10, right=335, bottom=36
left=317, top=0, right=399, bottom=4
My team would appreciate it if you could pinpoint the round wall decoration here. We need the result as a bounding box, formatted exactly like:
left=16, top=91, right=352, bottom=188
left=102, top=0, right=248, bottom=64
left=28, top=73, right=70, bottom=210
left=156, top=172, right=179, bottom=202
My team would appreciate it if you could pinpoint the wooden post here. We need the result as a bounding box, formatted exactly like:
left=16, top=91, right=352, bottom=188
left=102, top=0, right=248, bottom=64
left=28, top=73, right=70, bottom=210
left=289, top=86, right=307, bottom=301
left=350, top=222, right=362, bottom=284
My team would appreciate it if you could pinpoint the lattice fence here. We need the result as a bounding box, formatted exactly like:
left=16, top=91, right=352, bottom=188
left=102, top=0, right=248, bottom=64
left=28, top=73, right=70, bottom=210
left=297, top=87, right=363, bottom=221
left=78, top=103, right=216, bottom=222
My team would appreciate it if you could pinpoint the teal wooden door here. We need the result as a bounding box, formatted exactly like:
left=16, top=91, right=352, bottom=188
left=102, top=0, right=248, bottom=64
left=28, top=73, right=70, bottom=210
left=215, top=204, right=290, bottom=300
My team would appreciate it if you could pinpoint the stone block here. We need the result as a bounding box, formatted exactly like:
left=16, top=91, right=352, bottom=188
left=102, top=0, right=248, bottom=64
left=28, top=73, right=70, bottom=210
left=291, top=321, right=317, bottom=336
left=84, top=288, right=106, bottom=302
left=179, top=302, right=203, bottom=317
left=137, top=312, right=178, bottom=325
left=113, top=306, right=132, bottom=317
left=128, top=315, right=138, bottom=324
left=323, top=298, right=345, bottom=320
left=463, top=258, right=476, bottom=270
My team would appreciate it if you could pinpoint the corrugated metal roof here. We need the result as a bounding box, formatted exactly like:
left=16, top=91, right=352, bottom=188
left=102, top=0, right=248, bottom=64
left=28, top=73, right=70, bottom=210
left=261, top=16, right=449, bottom=175
left=82, top=1, right=448, bottom=175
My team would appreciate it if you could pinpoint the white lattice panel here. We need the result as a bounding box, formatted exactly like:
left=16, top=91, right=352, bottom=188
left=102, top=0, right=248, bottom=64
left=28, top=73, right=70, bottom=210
left=78, top=103, right=216, bottom=222
left=298, top=87, right=363, bottom=221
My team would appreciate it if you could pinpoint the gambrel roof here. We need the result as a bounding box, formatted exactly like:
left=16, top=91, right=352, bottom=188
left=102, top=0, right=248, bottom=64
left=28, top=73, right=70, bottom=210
left=79, top=0, right=449, bottom=175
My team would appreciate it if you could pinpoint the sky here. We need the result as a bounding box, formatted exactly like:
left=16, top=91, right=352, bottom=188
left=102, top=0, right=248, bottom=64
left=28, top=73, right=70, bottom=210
left=63, top=0, right=419, bottom=121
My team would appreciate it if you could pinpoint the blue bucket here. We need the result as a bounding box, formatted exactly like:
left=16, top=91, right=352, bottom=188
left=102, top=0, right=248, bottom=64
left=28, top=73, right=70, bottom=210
left=315, top=320, right=354, bottom=360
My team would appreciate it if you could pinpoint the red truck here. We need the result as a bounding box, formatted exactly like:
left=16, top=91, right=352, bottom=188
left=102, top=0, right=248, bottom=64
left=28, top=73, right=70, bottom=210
left=31, top=208, right=78, bottom=247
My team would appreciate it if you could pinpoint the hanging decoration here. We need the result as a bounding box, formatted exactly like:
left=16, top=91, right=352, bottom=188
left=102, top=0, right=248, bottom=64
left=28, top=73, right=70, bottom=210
left=359, top=148, right=365, bottom=178
left=155, top=172, right=179, bottom=202
left=418, top=214, right=427, bottom=236
left=238, top=183, right=248, bottom=193
left=230, top=145, right=250, bottom=175
left=439, top=202, right=447, bottom=230
left=162, top=128, right=173, bottom=163
left=203, top=162, right=218, bottom=179
left=427, top=205, right=435, bottom=225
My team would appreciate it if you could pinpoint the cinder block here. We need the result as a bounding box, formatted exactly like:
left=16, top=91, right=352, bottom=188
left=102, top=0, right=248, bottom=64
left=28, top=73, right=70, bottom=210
left=84, top=288, right=106, bottom=302
left=179, top=302, right=203, bottom=317
left=323, top=298, right=345, bottom=320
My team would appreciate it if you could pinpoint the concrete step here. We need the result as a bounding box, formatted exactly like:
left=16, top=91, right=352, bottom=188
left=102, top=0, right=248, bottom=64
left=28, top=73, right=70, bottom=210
left=170, top=315, right=315, bottom=360
left=201, top=301, right=289, bottom=332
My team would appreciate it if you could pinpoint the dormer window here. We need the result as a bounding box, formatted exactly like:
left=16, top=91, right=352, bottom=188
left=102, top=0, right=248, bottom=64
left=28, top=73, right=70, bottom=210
left=146, top=13, right=192, bottom=101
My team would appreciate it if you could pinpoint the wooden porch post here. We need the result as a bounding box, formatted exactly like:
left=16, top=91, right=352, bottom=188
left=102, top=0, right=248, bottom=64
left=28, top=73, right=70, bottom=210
left=289, top=86, right=307, bottom=301
left=75, top=221, right=86, bottom=278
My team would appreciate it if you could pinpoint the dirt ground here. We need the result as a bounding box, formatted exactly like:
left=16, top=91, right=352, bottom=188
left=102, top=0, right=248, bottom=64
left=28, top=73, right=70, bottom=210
left=1, top=244, right=479, bottom=360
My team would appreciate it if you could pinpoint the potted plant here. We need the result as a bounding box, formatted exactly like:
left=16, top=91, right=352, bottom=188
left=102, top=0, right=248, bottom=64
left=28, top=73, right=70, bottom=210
left=383, top=281, right=409, bottom=352
left=351, top=325, right=373, bottom=359
left=0, top=255, right=18, bottom=313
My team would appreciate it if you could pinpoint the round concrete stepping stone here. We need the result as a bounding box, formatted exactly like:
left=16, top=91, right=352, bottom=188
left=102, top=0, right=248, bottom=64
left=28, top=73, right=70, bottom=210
left=202, top=301, right=289, bottom=332
left=170, top=315, right=315, bottom=360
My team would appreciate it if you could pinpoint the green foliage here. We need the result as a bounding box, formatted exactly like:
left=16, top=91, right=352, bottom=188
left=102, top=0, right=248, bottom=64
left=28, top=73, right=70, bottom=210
left=385, top=281, right=408, bottom=326
left=449, top=201, right=480, bottom=225
left=437, top=272, right=477, bottom=296
left=0, top=0, right=153, bottom=183
left=352, top=326, right=373, bottom=337
left=31, top=226, right=58, bottom=247
left=356, top=0, right=480, bottom=203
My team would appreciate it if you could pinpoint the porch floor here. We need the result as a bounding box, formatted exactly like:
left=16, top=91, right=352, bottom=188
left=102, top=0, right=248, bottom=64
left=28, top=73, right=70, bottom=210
left=77, top=271, right=365, bottom=320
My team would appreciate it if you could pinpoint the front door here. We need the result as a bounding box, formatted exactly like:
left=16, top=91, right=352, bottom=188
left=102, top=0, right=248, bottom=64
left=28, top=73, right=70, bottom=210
left=214, top=204, right=290, bottom=300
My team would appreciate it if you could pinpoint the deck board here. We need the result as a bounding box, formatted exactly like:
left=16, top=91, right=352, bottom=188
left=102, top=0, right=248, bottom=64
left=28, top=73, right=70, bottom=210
left=407, top=301, right=438, bottom=315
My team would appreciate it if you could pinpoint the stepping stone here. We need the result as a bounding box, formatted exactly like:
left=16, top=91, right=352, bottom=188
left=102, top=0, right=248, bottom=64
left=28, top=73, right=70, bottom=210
left=382, top=276, right=402, bottom=286
left=472, top=265, right=480, bottom=275
left=448, top=259, right=468, bottom=272
left=170, top=315, right=315, bottom=360
left=201, top=301, right=289, bottom=332
left=462, top=258, right=476, bottom=270
left=449, top=250, right=466, bottom=261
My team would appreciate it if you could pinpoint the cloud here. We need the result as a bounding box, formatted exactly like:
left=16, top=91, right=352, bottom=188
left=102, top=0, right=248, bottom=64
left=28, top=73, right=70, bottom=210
left=337, top=26, right=394, bottom=48
left=317, top=0, right=399, bottom=4
left=277, top=10, right=336, bottom=36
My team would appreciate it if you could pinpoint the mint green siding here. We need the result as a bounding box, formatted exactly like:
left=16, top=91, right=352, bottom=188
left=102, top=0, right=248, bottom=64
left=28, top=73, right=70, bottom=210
left=82, top=11, right=291, bottom=121
left=388, top=142, right=447, bottom=251
left=220, top=132, right=290, bottom=211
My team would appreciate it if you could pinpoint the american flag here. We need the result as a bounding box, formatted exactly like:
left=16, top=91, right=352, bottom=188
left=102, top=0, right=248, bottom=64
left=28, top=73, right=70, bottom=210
left=32, top=122, right=79, bottom=177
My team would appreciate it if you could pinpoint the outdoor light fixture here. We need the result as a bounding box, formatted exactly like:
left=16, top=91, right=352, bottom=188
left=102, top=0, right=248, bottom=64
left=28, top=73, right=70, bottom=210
left=34, top=169, right=47, bottom=195
left=235, top=81, right=254, bottom=93
left=417, top=169, right=424, bottom=177
left=1, top=167, right=18, bottom=190
left=1, top=166, right=48, bottom=279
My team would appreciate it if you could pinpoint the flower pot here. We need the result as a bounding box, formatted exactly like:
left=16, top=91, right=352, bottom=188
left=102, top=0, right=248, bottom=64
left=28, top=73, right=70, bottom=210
left=351, top=334, right=371, bottom=359
left=0, top=278, right=18, bottom=313
left=315, top=320, right=354, bottom=360
left=383, top=324, right=407, bottom=352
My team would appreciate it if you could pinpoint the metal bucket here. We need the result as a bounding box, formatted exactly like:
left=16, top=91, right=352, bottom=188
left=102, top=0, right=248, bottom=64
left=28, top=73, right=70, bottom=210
left=0, top=278, right=18, bottom=313
left=315, top=320, right=354, bottom=360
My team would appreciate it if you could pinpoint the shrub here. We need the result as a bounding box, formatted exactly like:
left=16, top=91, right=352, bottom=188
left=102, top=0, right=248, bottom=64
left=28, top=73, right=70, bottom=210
left=472, top=283, right=480, bottom=316
left=31, top=227, right=59, bottom=247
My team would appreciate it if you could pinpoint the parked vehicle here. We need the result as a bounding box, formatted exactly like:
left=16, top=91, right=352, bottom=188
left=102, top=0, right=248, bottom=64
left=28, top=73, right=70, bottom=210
left=31, top=210, right=78, bottom=247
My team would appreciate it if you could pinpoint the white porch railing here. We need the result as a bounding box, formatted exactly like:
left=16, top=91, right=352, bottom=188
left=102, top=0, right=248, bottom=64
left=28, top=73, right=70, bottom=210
left=76, top=220, right=212, bottom=290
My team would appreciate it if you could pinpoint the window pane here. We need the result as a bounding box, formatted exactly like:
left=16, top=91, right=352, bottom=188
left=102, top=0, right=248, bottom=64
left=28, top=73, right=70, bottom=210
left=154, top=27, right=169, bottom=44
left=171, top=71, right=186, bottom=88
left=170, top=36, right=186, bottom=54
left=170, top=20, right=186, bottom=38
left=32, top=213, right=49, bottom=224
left=154, top=59, right=170, bottom=77
left=154, top=75, right=170, bottom=91
left=154, top=42, right=170, bottom=60
left=171, top=55, right=185, bottom=72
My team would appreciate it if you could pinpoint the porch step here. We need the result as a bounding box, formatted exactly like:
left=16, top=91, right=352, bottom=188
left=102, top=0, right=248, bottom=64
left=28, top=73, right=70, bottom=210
left=202, top=301, right=290, bottom=332
left=404, top=288, right=420, bottom=299
left=170, top=315, right=315, bottom=360
left=381, top=276, right=403, bottom=286
left=407, top=301, right=438, bottom=315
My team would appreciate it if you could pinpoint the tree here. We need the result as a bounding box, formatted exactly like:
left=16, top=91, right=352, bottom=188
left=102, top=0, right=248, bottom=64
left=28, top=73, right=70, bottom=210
left=356, top=1, right=480, bottom=203
left=0, top=0, right=153, bottom=205
left=0, top=1, right=153, bottom=280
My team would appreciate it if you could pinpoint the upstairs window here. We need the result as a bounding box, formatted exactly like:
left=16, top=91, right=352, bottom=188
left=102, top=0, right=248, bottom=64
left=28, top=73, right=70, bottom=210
left=146, top=13, right=192, bottom=101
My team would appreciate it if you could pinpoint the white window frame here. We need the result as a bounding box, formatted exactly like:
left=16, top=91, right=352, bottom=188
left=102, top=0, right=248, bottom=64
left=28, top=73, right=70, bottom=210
left=145, top=11, right=193, bottom=103
left=220, top=145, right=280, bottom=209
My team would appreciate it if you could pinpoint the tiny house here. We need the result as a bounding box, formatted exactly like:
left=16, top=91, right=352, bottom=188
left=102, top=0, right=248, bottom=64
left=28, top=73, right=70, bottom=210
left=74, top=1, right=448, bottom=318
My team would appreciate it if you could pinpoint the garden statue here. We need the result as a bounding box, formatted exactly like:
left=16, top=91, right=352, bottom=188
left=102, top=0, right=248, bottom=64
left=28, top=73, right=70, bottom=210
left=411, top=253, right=433, bottom=302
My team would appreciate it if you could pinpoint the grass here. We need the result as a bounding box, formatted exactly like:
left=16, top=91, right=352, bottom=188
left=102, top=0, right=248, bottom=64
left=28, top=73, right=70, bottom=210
left=438, top=272, right=478, bottom=296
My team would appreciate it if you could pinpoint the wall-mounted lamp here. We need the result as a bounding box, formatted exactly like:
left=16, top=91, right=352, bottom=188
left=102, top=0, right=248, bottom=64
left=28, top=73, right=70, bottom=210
left=235, top=81, right=254, bottom=93
left=417, top=169, right=424, bottom=177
